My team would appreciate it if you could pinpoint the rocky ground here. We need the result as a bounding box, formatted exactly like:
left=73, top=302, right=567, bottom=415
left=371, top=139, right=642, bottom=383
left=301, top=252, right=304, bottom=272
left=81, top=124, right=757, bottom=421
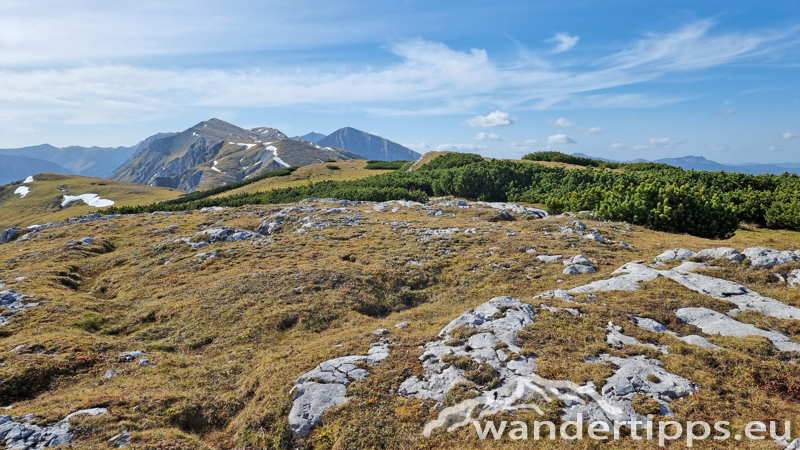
left=0, top=197, right=799, bottom=449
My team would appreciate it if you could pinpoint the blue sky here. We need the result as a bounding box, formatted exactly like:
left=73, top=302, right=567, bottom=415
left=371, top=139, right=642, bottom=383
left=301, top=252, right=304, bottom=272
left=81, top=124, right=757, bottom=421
left=1, top=0, right=798, bottom=163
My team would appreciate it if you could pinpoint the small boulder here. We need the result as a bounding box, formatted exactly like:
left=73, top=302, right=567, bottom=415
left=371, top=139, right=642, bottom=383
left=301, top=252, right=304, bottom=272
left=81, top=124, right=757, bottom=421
left=120, top=351, right=146, bottom=362
left=696, top=247, right=743, bottom=263
left=536, top=255, right=563, bottom=263
left=563, top=254, right=592, bottom=266
left=655, top=248, right=696, bottom=262
left=570, top=220, right=587, bottom=231
left=563, top=265, right=597, bottom=275
left=372, top=328, right=390, bottom=336
left=582, top=232, right=607, bottom=243
left=789, top=269, right=800, bottom=288
left=395, top=322, right=409, bottom=329
left=0, top=228, right=20, bottom=245
left=742, top=247, right=797, bottom=268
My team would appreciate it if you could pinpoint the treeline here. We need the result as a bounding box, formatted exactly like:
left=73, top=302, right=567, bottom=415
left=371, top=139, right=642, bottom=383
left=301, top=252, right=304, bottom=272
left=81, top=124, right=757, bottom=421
left=102, top=152, right=800, bottom=238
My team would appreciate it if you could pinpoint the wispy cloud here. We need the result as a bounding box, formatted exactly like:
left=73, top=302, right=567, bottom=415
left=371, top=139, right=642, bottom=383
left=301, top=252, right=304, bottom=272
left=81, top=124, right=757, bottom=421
left=713, top=109, right=737, bottom=115
left=475, top=132, right=503, bottom=141
left=783, top=132, right=798, bottom=139
left=436, top=143, right=486, bottom=151
left=586, top=127, right=605, bottom=134
left=0, top=20, right=794, bottom=127
left=547, top=33, right=580, bottom=53
left=406, top=142, right=429, bottom=151
left=634, top=137, right=682, bottom=149
left=549, top=118, right=575, bottom=127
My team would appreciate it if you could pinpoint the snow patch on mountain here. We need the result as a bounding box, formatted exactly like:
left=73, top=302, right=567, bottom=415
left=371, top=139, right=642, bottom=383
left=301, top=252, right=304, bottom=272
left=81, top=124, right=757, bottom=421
left=61, top=194, right=115, bottom=207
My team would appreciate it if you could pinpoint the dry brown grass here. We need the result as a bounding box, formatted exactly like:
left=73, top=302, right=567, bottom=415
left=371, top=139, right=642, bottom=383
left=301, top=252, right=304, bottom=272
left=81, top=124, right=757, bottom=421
left=0, top=200, right=798, bottom=448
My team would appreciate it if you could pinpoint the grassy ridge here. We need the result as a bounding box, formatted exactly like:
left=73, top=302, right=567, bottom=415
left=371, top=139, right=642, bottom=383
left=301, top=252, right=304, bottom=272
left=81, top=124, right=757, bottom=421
left=103, top=153, right=800, bottom=238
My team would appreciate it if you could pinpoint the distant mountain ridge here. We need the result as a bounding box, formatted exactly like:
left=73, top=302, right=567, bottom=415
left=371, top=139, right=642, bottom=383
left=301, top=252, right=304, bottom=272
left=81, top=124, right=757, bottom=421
left=110, top=119, right=362, bottom=191
left=291, top=132, right=327, bottom=143
left=0, top=132, right=176, bottom=178
left=572, top=153, right=800, bottom=175
left=316, top=127, right=420, bottom=161
left=3, top=121, right=417, bottom=190
left=0, top=155, right=73, bottom=185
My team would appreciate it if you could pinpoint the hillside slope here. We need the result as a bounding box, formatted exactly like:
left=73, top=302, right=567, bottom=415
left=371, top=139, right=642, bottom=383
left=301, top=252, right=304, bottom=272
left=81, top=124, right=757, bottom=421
left=0, top=199, right=799, bottom=448
left=317, top=127, right=421, bottom=161
left=0, top=173, right=182, bottom=229
left=110, top=119, right=362, bottom=191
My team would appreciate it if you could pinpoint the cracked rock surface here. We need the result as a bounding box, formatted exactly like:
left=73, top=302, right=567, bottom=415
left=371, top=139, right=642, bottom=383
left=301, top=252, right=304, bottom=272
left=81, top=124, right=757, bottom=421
left=0, top=408, right=109, bottom=449
left=569, top=262, right=800, bottom=320
left=289, top=340, right=391, bottom=436
left=0, top=290, right=40, bottom=326
left=676, top=307, right=800, bottom=352
left=400, top=296, right=696, bottom=431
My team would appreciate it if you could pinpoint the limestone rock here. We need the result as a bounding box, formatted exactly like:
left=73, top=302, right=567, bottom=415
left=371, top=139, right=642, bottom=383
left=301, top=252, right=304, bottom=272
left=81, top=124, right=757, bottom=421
left=120, top=351, right=146, bottom=362
left=569, top=262, right=800, bottom=320
left=0, top=228, right=20, bottom=245
left=696, top=247, right=743, bottom=263
left=289, top=341, right=391, bottom=436
left=564, top=255, right=592, bottom=266
left=562, top=265, right=597, bottom=275
left=582, top=232, right=607, bottom=243
left=743, top=247, right=797, bottom=268
left=789, top=269, right=800, bottom=288
left=655, top=248, right=696, bottom=262
left=676, top=307, right=800, bottom=352
left=536, top=255, right=563, bottom=263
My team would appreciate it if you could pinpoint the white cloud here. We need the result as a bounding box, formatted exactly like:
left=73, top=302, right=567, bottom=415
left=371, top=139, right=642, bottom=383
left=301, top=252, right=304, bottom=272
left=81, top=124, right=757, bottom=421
left=713, top=109, right=737, bottom=115
left=548, top=134, right=577, bottom=145
left=609, top=141, right=627, bottom=149
left=475, top=132, right=503, bottom=141
left=511, top=139, right=539, bottom=148
left=436, top=143, right=486, bottom=151
left=600, top=20, right=781, bottom=72
left=547, top=33, right=580, bottom=53
left=466, top=111, right=516, bottom=127
left=634, top=137, right=682, bottom=149
left=406, top=142, right=429, bottom=151
left=586, top=127, right=605, bottom=134
left=0, top=19, right=793, bottom=133
left=783, top=132, right=798, bottom=139
left=550, top=117, right=575, bottom=127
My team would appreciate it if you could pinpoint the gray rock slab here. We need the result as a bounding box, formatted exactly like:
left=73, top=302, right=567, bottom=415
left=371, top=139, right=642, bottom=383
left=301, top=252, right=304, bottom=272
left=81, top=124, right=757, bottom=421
left=289, top=341, right=391, bottom=436
left=563, top=264, right=597, bottom=275
left=696, top=247, right=743, bottom=263
left=569, top=263, right=800, bottom=320
left=655, top=248, right=696, bottom=262
left=676, top=307, right=800, bottom=352
left=536, top=255, right=563, bottom=263
left=563, top=254, right=592, bottom=266
left=743, top=247, right=797, bottom=268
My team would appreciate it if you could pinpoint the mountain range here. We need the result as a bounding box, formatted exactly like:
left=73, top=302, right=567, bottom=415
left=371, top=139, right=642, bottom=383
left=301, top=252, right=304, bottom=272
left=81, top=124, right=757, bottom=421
left=0, top=121, right=419, bottom=191
left=0, top=155, right=73, bottom=185
left=572, top=153, right=800, bottom=175
left=0, top=133, right=176, bottom=179
left=316, top=127, right=421, bottom=161
left=291, top=132, right=327, bottom=142
left=110, top=119, right=364, bottom=191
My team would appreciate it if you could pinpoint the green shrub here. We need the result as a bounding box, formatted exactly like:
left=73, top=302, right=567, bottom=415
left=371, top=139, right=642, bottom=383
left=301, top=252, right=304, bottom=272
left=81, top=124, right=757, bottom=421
left=326, top=165, right=341, bottom=170
left=364, top=160, right=409, bottom=170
